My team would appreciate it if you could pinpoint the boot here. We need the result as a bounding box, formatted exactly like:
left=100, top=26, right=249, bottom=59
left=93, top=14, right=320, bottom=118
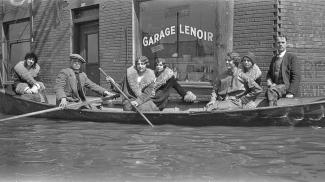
left=184, top=91, right=196, bottom=102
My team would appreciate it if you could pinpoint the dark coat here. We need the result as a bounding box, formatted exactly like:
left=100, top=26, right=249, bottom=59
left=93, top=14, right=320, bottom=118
left=54, top=68, right=107, bottom=103
left=152, top=67, right=187, bottom=110
left=266, top=52, right=301, bottom=95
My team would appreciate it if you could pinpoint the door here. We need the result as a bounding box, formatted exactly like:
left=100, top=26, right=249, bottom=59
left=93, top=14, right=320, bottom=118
left=79, top=22, right=100, bottom=96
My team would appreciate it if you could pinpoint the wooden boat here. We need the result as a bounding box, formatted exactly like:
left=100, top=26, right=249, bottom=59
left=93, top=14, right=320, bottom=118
left=0, top=89, right=325, bottom=126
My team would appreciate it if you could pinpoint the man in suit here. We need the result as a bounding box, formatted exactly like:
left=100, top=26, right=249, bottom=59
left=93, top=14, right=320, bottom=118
left=266, top=35, right=301, bottom=106
left=54, top=54, right=114, bottom=108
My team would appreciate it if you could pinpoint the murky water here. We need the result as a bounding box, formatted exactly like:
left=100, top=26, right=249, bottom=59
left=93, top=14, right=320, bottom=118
left=0, top=113, right=325, bottom=182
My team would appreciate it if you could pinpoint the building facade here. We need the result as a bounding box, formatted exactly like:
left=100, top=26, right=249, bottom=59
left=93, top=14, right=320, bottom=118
left=1, top=0, right=325, bottom=97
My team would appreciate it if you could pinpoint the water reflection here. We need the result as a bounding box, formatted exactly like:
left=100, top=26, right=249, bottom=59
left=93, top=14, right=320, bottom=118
left=0, top=113, right=325, bottom=181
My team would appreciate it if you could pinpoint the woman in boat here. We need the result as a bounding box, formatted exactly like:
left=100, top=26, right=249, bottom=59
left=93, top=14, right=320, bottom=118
left=113, top=56, right=159, bottom=111
left=152, top=58, right=196, bottom=110
left=54, top=53, right=114, bottom=108
left=205, top=52, right=263, bottom=111
left=13, top=52, right=45, bottom=95
left=240, top=52, right=262, bottom=85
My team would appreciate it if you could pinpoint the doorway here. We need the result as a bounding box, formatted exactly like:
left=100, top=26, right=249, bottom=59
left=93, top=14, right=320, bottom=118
left=76, top=21, right=100, bottom=96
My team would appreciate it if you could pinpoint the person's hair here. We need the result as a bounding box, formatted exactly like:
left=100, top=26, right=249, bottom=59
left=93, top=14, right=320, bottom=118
left=24, top=52, right=38, bottom=69
left=135, top=56, right=149, bottom=66
left=155, top=58, right=167, bottom=69
left=226, top=52, right=241, bottom=67
left=277, top=35, right=288, bottom=42
left=241, top=52, right=255, bottom=66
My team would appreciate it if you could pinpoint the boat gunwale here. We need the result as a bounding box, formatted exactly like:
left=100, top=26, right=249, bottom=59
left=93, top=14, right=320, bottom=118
left=1, top=90, right=325, bottom=115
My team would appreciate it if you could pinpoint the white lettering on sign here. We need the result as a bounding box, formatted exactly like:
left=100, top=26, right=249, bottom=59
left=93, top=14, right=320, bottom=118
left=10, top=0, right=32, bottom=6
left=143, top=24, right=213, bottom=47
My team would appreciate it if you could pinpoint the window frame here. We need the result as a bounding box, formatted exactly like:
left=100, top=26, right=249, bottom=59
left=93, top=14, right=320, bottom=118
left=2, top=18, right=31, bottom=83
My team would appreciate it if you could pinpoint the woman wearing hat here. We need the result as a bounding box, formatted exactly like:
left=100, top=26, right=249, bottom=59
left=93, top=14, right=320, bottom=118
left=13, top=52, right=46, bottom=96
left=54, top=53, right=114, bottom=108
left=205, top=52, right=262, bottom=111
left=240, top=52, right=262, bottom=85
left=152, top=58, right=196, bottom=110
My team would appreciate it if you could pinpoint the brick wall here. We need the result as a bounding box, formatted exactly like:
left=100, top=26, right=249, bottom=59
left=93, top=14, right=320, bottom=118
left=1, top=0, right=133, bottom=93
left=99, top=0, right=133, bottom=88
left=33, top=0, right=71, bottom=92
left=233, top=0, right=276, bottom=89
left=278, top=0, right=325, bottom=97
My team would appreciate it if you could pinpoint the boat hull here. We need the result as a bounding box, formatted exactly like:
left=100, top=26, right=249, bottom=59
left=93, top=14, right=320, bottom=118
left=1, top=91, right=325, bottom=126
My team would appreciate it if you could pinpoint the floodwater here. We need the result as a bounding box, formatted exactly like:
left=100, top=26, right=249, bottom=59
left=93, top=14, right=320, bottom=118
left=0, top=114, right=325, bottom=182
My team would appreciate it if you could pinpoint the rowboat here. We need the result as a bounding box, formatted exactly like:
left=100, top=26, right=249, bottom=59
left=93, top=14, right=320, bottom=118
left=0, top=89, right=325, bottom=126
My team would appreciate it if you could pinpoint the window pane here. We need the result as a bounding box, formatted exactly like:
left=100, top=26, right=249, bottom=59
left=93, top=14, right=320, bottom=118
left=8, top=21, right=30, bottom=41
left=87, top=33, right=98, bottom=64
left=140, top=0, right=216, bottom=82
left=7, top=42, right=30, bottom=81
left=4, top=20, right=30, bottom=82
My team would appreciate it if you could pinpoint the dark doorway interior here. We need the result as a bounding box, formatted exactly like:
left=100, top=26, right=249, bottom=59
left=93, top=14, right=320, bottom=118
left=74, top=21, right=99, bottom=96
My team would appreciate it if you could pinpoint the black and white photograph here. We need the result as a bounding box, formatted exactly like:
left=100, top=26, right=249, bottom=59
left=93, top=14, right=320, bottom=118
left=0, top=0, right=325, bottom=181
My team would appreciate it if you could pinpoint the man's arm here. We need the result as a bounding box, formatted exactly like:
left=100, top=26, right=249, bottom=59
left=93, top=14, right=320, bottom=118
left=83, top=73, right=107, bottom=95
left=266, top=58, right=275, bottom=87
left=287, top=54, right=301, bottom=96
left=54, top=71, right=68, bottom=101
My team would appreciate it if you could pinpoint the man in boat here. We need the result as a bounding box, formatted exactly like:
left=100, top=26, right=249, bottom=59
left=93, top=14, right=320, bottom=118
left=54, top=53, right=115, bottom=108
left=12, top=52, right=46, bottom=102
left=205, top=52, right=263, bottom=111
left=108, top=56, right=159, bottom=111
left=240, top=52, right=262, bottom=85
left=152, top=58, right=196, bottom=110
left=266, top=35, right=301, bottom=106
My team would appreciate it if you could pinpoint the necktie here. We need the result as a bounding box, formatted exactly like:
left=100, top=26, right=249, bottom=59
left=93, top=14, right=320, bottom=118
left=75, top=72, right=82, bottom=91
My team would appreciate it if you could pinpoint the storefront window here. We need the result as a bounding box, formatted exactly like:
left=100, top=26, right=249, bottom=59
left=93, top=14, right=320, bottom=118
left=139, top=0, right=216, bottom=82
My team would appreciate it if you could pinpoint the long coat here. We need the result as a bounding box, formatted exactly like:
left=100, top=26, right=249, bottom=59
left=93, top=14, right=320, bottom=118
left=266, top=52, right=301, bottom=95
left=13, top=61, right=44, bottom=94
left=152, top=67, right=186, bottom=110
left=120, top=66, right=158, bottom=111
left=213, top=69, right=262, bottom=104
left=54, top=68, right=106, bottom=103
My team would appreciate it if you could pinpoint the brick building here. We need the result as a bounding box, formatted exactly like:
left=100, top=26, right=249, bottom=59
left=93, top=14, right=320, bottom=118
left=1, top=0, right=325, bottom=97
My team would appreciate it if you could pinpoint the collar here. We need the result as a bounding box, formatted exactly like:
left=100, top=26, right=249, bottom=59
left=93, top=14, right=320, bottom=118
left=154, top=67, right=174, bottom=90
left=278, top=50, right=286, bottom=58
left=127, top=66, right=155, bottom=97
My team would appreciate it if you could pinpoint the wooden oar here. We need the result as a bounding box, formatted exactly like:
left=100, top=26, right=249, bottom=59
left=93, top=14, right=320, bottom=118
left=0, top=96, right=115, bottom=122
left=99, top=68, right=154, bottom=127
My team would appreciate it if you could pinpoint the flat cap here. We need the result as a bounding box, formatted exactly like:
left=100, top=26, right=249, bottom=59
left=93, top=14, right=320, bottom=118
left=70, top=53, right=86, bottom=63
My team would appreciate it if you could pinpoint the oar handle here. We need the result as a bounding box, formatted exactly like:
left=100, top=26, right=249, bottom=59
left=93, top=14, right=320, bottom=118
left=0, top=95, right=117, bottom=122
left=99, top=68, right=154, bottom=127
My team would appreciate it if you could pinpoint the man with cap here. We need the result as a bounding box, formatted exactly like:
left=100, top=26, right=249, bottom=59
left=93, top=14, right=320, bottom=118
left=240, top=52, right=262, bottom=85
left=205, top=52, right=262, bottom=111
left=266, top=35, right=301, bottom=106
left=54, top=53, right=114, bottom=108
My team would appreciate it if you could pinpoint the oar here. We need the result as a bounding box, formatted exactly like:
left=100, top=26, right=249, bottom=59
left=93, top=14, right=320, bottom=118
left=0, top=95, right=115, bottom=122
left=99, top=68, right=154, bottom=127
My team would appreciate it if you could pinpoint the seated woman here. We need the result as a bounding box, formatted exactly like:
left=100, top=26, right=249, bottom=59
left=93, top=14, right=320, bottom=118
left=12, top=52, right=46, bottom=101
left=116, top=56, right=159, bottom=111
left=152, top=58, right=196, bottom=110
left=205, top=52, right=262, bottom=111
left=240, top=52, right=262, bottom=85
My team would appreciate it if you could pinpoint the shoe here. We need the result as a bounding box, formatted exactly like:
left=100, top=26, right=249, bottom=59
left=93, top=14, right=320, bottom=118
left=184, top=91, right=196, bottom=102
